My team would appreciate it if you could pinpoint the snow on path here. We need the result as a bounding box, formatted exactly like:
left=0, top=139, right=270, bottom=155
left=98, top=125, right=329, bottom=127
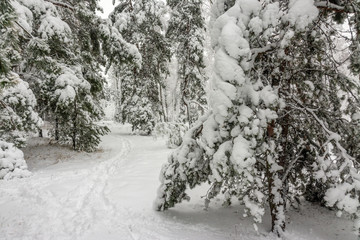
left=0, top=123, right=356, bottom=240
left=0, top=129, right=132, bottom=239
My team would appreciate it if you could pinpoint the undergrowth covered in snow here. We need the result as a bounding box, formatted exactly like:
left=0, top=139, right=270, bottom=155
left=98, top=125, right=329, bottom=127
left=0, top=141, right=31, bottom=180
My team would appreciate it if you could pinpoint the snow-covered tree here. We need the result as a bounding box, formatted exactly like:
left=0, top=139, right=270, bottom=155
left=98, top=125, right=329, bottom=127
left=0, top=0, right=19, bottom=78
left=101, top=20, right=142, bottom=123
left=156, top=0, right=360, bottom=236
left=166, top=0, right=207, bottom=125
left=0, top=73, right=42, bottom=147
left=13, top=0, right=110, bottom=151
left=52, top=65, right=109, bottom=151
left=0, top=0, right=42, bottom=147
left=109, top=0, right=170, bottom=134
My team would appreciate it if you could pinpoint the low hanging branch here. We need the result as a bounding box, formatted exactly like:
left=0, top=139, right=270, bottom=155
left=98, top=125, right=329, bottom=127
left=292, top=97, right=355, bottom=162
left=44, top=0, right=75, bottom=11
left=314, top=1, right=346, bottom=12
left=9, top=1, right=74, bottom=38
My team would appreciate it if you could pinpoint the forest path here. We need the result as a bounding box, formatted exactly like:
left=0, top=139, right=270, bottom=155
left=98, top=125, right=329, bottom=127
left=0, top=123, right=355, bottom=240
left=0, top=125, right=134, bottom=240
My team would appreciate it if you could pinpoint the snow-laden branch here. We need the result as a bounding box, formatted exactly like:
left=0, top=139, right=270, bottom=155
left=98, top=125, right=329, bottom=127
left=292, top=97, right=355, bottom=164
left=249, top=43, right=277, bottom=68
left=179, top=110, right=212, bottom=141
left=0, top=100, right=18, bottom=130
left=314, top=1, right=345, bottom=12
left=281, top=147, right=305, bottom=183
left=8, top=2, right=34, bottom=38
left=189, top=100, right=208, bottom=111
left=44, top=0, right=75, bottom=11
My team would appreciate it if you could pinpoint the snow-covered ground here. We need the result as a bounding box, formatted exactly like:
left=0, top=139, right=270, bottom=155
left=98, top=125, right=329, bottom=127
left=0, top=123, right=356, bottom=240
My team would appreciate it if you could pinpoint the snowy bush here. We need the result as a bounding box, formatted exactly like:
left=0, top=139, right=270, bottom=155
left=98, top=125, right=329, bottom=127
left=122, top=97, right=156, bottom=135
left=0, top=141, right=31, bottom=180
left=153, top=122, right=188, bottom=148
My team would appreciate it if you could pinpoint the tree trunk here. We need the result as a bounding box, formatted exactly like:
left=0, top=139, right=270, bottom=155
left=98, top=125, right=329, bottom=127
left=55, top=116, right=59, bottom=141
left=266, top=120, right=286, bottom=236
left=182, top=65, right=191, bottom=126
left=159, top=83, right=168, bottom=122
left=72, top=100, right=77, bottom=150
left=266, top=161, right=276, bottom=231
left=114, top=77, right=122, bottom=122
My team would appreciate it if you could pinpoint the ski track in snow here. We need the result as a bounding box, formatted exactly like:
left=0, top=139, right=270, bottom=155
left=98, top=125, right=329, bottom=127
left=56, top=135, right=133, bottom=239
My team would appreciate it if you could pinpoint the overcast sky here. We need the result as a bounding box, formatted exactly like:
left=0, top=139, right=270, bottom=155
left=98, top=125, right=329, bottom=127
left=98, top=0, right=115, bottom=18
left=97, top=0, right=167, bottom=18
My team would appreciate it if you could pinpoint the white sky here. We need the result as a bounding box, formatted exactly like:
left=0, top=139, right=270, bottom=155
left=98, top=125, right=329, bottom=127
left=98, top=0, right=116, bottom=18
left=97, top=0, right=167, bottom=18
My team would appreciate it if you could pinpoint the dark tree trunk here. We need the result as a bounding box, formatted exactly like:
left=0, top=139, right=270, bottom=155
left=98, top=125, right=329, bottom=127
left=72, top=100, right=77, bottom=150
left=55, top=117, right=59, bottom=141
left=266, top=120, right=285, bottom=235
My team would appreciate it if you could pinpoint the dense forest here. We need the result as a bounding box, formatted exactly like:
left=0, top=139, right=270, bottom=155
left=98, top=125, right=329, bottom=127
left=1, top=0, right=360, bottom=238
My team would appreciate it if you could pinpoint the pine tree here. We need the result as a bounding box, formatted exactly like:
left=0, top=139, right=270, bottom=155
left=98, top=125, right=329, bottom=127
left=156, top=0, right=360, bottom=236
left=166, top=0, right=207, bottom=125
left=0, top=0, right=18, bottom=78
left=53, top=0, right=111, bottom=151
left=0, top=72, right=42, bottom=147
left=53, top=65, right=109, bottom=151
left=0, top=0, right=39, bottom=179
left=109, top=0, right=170, bottom=134
left=0, top=0, right=42, bottom=147
left=13, top=0, right=110, bottom=151
left=101, top=20, right=142, bottom=123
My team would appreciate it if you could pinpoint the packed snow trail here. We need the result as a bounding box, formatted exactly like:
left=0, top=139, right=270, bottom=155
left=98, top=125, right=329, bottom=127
left=0, top=126, right=133, bottom=240
left=0, top=123, right=356, bottom=240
